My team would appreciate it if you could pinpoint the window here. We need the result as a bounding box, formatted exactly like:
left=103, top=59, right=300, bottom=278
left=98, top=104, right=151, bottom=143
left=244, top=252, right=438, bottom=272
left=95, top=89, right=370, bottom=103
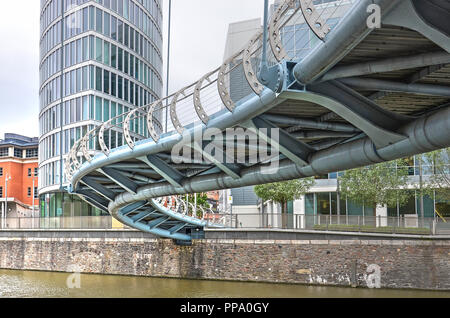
left=34, top=167, right=38, bottom=177
left=34, top=187, right=38, bottom=199
left=0, top=148, right=8, bottom=157
left=104, top=70, right=110, bottom=94
left=28, top=187, right=32, bottom=197
left=0, top=187, right=2, bottom=197
left=14, top=148, right=23, bottom=158
left=104, top=41, right=110, bottom=65
left=96, top=7, right=103, bottom=33
left=111, top=16, right=117, bottom=40
left=96, top=37, right=103, bottom=62
left=104, top=12, right=110, bottom=37
left=28, top=168, right=32, bottom=177
left=96, top=66, right=102, bottom=91
left=0, top=167, right=3, bottom=176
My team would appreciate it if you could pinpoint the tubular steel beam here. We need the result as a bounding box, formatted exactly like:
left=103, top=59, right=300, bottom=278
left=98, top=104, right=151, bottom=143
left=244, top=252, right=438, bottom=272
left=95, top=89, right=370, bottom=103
left=148, top=217, right=170, bottom=229
left=384, top=0, right=450, bottom=53
left=138, top=155, right=185, bottom=188
left=76, top=190, right=110, bottom=212
left=99, top=167, right=139, bottom=194
left=119, top=201, right=149, bottom=216
left=290, top=81, right=415, bottom=148
left=81, top=177, right=116, bottom=201
left=320, top=52, right=450, bottom=82
left=189, top=141, right=241, bottom=180
left=243, top=116, right=313, bottom=166
left=261, top=114, right=360, bottom=132
left=169, top=223, right=187, bottom=235
left=293, top=0, right=399, bottom=84
left=338, top=77, right=450, bottom=97
left=131, top=210, right=157, bottom=223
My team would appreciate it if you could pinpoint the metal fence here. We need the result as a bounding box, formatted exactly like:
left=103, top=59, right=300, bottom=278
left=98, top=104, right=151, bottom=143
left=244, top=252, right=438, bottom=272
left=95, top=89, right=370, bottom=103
left=0, top=216, right=114, bottom=230
left=212, top=213, right=450, bottom=236
left=1, top=214, right=449, bottom=236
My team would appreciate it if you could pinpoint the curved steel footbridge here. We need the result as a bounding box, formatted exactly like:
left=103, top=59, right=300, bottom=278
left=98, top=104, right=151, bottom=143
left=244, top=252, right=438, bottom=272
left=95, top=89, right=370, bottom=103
left=66, top=0, right=450, bottom=241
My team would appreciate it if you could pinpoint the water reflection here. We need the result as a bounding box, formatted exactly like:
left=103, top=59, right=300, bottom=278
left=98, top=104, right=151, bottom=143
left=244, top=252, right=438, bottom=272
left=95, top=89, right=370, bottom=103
left=0, top=270, right=449, bottom=298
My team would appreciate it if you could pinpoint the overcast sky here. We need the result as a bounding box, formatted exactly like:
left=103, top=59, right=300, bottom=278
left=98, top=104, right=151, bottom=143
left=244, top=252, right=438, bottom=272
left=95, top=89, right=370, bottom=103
left=0, top=0, right=267, bottom=140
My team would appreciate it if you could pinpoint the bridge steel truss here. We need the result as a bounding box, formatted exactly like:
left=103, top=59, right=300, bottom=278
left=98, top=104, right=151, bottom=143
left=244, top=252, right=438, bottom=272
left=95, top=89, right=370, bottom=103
left=66, top=0, right=450, bottom=241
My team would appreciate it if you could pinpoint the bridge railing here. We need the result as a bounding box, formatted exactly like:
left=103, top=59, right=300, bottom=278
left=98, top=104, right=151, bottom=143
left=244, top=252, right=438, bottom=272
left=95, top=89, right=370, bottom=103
left=214, top=213, right=450, bottom=236
left=65, top=0, right=361, bottom=183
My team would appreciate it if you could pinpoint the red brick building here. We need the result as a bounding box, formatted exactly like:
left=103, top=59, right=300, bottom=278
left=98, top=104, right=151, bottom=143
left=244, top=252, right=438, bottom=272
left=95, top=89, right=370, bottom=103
left=0, top=134, right=39, bottom=218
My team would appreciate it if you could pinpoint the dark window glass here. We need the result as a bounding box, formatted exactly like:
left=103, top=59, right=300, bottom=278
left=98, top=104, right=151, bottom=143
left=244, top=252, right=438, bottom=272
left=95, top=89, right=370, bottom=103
left=118, top=76, right=123, bottom=99
left=118, top=48, right=123, bottom=71
left=118, top=20, right=123, bottom=44
left=111, top=44, right=117, bottom=68
left=104, top=70, right=110, bottom=94
left=95, top=66, right=102, bottom=91
left=124, top=24, right=129, bottom=47
left=111, top=73, right=117, bottom=97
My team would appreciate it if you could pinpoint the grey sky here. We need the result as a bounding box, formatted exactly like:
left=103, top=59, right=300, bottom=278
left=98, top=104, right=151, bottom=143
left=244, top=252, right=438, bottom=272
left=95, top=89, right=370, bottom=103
left=0, top=0, right=266, bottom=139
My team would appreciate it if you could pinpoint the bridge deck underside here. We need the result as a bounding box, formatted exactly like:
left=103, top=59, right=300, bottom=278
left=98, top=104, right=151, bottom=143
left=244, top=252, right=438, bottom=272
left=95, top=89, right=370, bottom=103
left=269, top=27, right=450, bottom=123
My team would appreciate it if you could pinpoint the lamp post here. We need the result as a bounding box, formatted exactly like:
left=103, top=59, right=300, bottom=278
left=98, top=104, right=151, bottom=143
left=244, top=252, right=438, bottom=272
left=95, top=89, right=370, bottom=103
left=165, top=0, right=172, bottom=133
left=4, top=174, right=11, bottom=229
left=32, top=176, right=38, bottom=229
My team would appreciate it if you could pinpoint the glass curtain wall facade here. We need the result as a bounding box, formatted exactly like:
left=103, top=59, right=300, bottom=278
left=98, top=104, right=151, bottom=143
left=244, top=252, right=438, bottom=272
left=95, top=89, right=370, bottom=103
left=39, top=0, right=163, bottom=218
left=303, top=154, right=450, bottom=218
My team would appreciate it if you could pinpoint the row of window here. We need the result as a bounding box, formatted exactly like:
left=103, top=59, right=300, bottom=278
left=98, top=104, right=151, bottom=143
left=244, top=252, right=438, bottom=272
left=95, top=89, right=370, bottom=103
left=304, top=190, right=448, bottom=218
left=0, top=186, right=38, bottom=199
left=39, top=192, right=106, bottom=218
left=41, top=13, right=163, bottom=87
left=316, top=155, right=449, bottom=181
left=0, top=167, right=38, bottom=178
left=40, top=92, right=153, bottom=138
left=41, top=34, right=161, bottom=92
left=40, top=61, right=160, bottom=112
left=41, top=1, right=162, bottom=64
left=40, top=93, right=161, bottom=161
left=0, top=148, right=39, bottom=159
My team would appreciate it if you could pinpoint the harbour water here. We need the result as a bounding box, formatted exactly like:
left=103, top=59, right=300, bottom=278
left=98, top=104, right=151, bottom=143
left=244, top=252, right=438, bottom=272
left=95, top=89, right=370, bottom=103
left=0, top=269, right=449, bottom=298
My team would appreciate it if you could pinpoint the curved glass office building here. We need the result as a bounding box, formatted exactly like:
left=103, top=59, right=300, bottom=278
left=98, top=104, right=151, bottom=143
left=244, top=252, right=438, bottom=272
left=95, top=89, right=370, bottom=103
left=39, top=0, right=163, bottom=218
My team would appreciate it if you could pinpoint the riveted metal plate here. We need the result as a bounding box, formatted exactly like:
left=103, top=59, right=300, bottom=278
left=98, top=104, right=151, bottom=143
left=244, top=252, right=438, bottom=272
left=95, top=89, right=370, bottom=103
left=193, top=70, right=217, bottom=124
left=147, top=100, right=162, bottom=142
left=243, top=30, right=264, bottom=95
left=123, top=109, right=138, bottom=149
left=80, top=128, right=95, bottom=162
left=269, top=0, right=296, bottom=61
left=217, top=49, right=244, bottom=112
left=300, top=0, right=331, bottom=40
left=98, top=120, right=113, bottom=156
left=170, top=88, right=188, bottom=134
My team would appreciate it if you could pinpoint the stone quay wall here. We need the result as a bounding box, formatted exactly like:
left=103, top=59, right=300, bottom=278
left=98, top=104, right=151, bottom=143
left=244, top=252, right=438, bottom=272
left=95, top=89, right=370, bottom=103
left=0, top=232, right=449, bottom=290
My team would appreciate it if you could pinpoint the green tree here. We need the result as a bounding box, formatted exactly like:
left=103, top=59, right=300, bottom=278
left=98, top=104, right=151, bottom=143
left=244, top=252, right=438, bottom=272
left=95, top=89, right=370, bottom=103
left=338, top=160, right=412, bottom=212
left=417, top=148, right=450, bottom=218
left=254, top=178, right=315, bottom=214
left=186, top=193, right=210, bottom=218
left=422, top=148, right=450, bottom=201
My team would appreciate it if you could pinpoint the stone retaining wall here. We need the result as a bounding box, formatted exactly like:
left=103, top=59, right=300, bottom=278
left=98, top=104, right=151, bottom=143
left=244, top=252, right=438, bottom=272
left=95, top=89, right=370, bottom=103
left=0, top=235, right=449, bottom=290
